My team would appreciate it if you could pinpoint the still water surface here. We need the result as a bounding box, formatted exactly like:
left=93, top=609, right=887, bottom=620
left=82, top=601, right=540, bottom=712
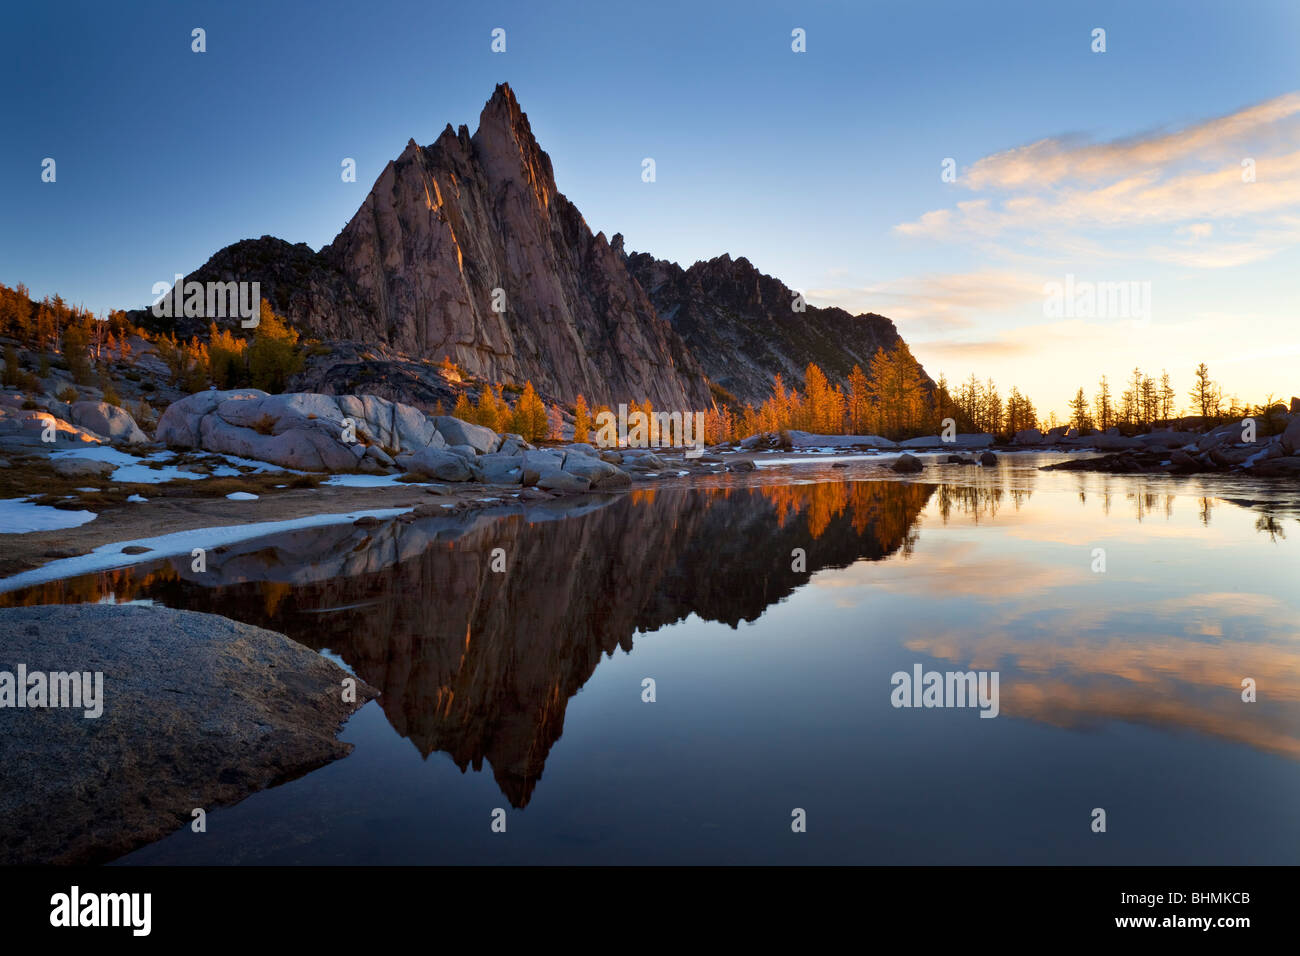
left=7, top=454, right=1298, bottom=863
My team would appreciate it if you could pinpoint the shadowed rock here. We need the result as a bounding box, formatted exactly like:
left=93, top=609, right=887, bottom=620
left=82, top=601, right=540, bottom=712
left=0, top=604, right=376, bottom=864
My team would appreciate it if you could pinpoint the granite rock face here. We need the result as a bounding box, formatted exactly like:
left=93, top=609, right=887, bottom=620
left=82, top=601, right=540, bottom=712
left=140, top=85, right=712, bottom=411
left=624, top=249, right=929, bottom=405
left=134, top=84, right=931, bottom=413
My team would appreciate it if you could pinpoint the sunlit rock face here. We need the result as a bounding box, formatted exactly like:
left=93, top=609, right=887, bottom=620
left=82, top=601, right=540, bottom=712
left=133, top=84, right=930, bottom=412
left=137, top=84, right=711, bottom=411
left=3, top=482, right=933, bottom=807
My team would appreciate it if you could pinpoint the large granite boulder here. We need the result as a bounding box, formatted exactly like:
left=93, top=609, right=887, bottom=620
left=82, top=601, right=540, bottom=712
left=0, top=408, right=105, bottom=448
left=473, top=452, right=525, bottom=485
left=52, top=457, right=115, bottom=479
left=1281, top=416, right=1300, bottom=455
left=157, top=390, right=457, bottom=472
left=68, top=402, right=148, bottom=445
left=536, top=469, right=590, bottom=493
left=562, top=451, right=629, bottom=489
left=399, top=447, right=473, bottom=481
left=434, top=416, right=500, bottom=455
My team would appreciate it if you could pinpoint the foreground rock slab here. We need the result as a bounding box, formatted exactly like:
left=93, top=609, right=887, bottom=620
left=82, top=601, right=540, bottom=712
left=0, top=604, right=377, bottom=864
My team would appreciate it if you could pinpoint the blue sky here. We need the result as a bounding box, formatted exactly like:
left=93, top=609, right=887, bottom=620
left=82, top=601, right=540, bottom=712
left=3, top=0, right=1297, bottom=416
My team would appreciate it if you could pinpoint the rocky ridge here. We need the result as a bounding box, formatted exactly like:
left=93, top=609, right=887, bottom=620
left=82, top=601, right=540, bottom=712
left=624, top=249, right=925, bottom=405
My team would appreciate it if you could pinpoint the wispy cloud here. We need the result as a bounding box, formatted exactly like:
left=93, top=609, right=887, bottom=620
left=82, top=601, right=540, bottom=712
left=808, top=270, right=1044, bottom=332
left=895, top=92, right=1300, bottom=269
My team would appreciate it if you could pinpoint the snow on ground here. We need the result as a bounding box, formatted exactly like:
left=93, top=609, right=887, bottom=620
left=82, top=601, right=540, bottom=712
left=0, top=508, right=412, bottom=592
left=48, top=447, right=307, bottom=484
left=0, top=498, right=97, bottom=534
left=324, top=474, right=426, bottom=488
left=226, top=492, right=259, bottom=501
left=126, top=494, right=148, bottom=503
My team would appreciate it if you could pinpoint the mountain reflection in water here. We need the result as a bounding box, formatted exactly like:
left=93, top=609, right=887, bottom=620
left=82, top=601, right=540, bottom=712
left=6, top=464, right=1299, bottom=865
left=6, top=481, right=934, bottom=807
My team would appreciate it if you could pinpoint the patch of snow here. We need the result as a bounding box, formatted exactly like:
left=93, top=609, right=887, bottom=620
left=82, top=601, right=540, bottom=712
left=126, top=494, right=148, bottom=503
left=48, top=447, right=308, bottom=484
left=207, top=453, right=308, bottom=475
left=324, top=473, right=425, bottom=488
left=226, top=492, right=259, bottom=501
left=0, top=498, right=97, bottom=534
left=0, top=508, right=411, bottom=592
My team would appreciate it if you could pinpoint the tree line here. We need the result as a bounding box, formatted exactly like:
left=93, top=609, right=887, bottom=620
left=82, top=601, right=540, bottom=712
left=1064, top=363, right=1285, bottom=433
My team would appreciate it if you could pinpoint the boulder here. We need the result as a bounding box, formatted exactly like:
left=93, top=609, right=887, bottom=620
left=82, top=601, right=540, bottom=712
left=1281, top=417, right=1300, bottom=455
left=622, top=451, right=668, bottom=470
left=979, top=451, right=998, bottom=466
left=891, top=454, right=924, bottom=473
left=1291, top=397, right=1300, bottom=415
left=473, top=453, right=525, bottom=485
left=519, top=449, right=564, bottom=486
left=157, top=390, right=460, bottom=472
left=434, top=416, right=500, bottom=455
left=1253, top=455, right=1300, bottom=476
left=155, top=388, right=268, bottom=447
left=726, top=459, right=756, bottom=473
left=536, top=469, right=590, bottom=493
left=0, top=604, right=375, bottom=865
left=1139, top=430, right=1185, bottom=449
left=562, top=452, right=629, bottom=489
left=52, top=457, right=115, bottom=479
left=0, top=408, right=104, bottom=446
left=1194, top=423, right=1241, bottom=453
left=400, top=447, right=473, bottom=482
left=1013, top=428, right=1043, bottom=445
left=445, top=444, right=479, bottom=460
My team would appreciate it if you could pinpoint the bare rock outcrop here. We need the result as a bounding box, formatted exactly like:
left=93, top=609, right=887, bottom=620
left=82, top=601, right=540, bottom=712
left=156, top=389, right=450, bottom=472
left=624, top=249, right=930, bottom=405
left=0, top=604, right=376, bottom=864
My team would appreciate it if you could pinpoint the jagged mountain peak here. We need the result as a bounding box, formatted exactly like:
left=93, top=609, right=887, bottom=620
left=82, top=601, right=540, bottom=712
left=133, top=84, right=925, bottom=415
